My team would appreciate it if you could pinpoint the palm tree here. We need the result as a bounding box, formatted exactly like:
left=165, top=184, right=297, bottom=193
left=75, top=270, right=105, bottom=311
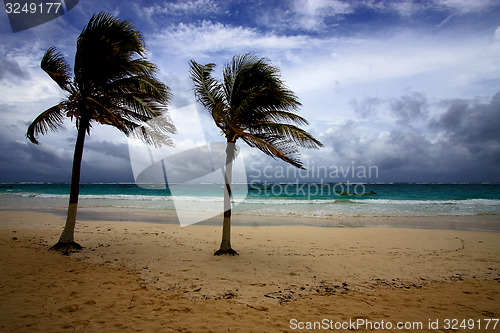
left=190, top=54, right=323, bottom=255
left=26, top=12, right=175, bottom=253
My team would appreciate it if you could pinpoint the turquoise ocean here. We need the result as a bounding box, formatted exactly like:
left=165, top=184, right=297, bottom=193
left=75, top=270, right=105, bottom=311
left=1, top=183, right=499, bottom=230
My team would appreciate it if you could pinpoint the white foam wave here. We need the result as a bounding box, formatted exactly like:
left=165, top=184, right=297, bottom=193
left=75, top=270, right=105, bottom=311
left=5, top=192, right=500, bottom=207
left=7, top=192, right=173, bottom=201
left=351, top=199, right=500, bottom=206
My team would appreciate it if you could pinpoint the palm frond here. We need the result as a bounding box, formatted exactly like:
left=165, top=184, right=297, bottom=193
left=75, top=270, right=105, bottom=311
left=41, top=47, right=72, bottom=91
left=126, top=59, right=159, bottom=77
left=261, top=110, right=308, bottom=125
left=117, top=95, right=169, bottom=129
left=241, top=133, right=304, bottom=169
left=85, top=96, right=124, bottom=127
left=26, top=103, right=66, bottom=144
left=224, top=53, right=302, bottom=126
left=86, top=93, right=175, bottom=148
left=190, top=60, right=225, bottom=115
left=79, top=12, right=144, bottom=56
left=250, top=122, right=323, bottom=149
left=75, top=12, right=146, bottom=94
left=131, top=117, right=175, bottom=148
left=104, top=75, right=171, bottom=108
left=222, top=53, right=258, bottom=103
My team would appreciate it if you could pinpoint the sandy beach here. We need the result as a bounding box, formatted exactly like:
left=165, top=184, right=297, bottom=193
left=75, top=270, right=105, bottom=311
left=0, top=210, right=499, bottom=332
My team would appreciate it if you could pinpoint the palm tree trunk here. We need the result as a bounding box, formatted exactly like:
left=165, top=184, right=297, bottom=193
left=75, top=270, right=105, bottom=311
left=214, top=141, right=238, bottom=256
left=50, top=116, right=89, bottom=253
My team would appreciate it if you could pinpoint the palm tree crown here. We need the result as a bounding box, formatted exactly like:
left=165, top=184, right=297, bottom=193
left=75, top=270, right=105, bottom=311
left=190, top=53, right=322, bottom=168
left=27, top=12, right=174, bottom=146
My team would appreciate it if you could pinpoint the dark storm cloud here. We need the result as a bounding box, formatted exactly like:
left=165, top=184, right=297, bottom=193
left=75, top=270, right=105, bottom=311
left=317, top=91, right=500, bottom=182
left=84, top=139, right=130, bottom=161
left=322, top=122, right=439, bottom=180
left=76, top=137, right=135, bottom=183
left=0, top=130, right=72, bottom=182
left=431, top=92, right=500, bottom=166
left=326, top=121, right=370, bottom=160
left=387, top=128, right=435, bottom=164
left=390, top=92, right=429, bottom=124
left=433, top=93, right=500, bottom=145
left=0, top=123, right=135, bottom=183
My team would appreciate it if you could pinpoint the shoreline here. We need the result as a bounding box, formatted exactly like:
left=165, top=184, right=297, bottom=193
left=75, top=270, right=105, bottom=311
left=2, top=206, right=500, bottom=232
left=0, top=210, right=499, bottom=332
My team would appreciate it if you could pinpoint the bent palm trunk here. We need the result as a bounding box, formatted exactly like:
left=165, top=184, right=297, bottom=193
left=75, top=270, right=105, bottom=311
left=214, top=141, right=238, bottom=256
left=50, top=117, right=89, bottom=253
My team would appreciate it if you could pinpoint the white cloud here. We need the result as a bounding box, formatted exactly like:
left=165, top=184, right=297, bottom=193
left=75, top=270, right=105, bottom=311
left=149, top=18, right=499, bottom=102
left=437, top=0, right=497, bottom=14
left=149, top=21, right=310, bottom=60
left=285, top=31, right=498, bottom=100
left=137, top=0, right=222, bottom=23
left=388, top=1, right=420, bottom=16
left=144, top=0, right=221, bottom=15
left=0, top=46, right=64, bottom=105
left=371, top=0, right=496, bottom=18
left=291, top=0, right=351, bottom=31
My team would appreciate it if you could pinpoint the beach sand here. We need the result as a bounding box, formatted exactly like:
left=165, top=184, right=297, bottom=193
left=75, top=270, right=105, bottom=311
left=0, top=210, right=499, bottom=332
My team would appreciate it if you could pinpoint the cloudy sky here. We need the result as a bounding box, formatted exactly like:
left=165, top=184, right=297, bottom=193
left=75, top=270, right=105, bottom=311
left=1, top=0, right=499, bottom=183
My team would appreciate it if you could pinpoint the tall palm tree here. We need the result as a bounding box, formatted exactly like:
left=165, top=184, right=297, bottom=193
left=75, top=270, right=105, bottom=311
left=26, top=12, right=175, bottom=253
left=190, top=53, right=323, bottom=255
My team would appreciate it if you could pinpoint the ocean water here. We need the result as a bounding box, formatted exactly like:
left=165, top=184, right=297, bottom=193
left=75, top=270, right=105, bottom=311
left=1, top=183, right=499, bottom=223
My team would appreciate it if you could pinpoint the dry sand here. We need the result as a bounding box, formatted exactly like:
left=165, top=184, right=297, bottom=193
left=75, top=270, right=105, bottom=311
left=0, top=210, right=499, bottom=332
